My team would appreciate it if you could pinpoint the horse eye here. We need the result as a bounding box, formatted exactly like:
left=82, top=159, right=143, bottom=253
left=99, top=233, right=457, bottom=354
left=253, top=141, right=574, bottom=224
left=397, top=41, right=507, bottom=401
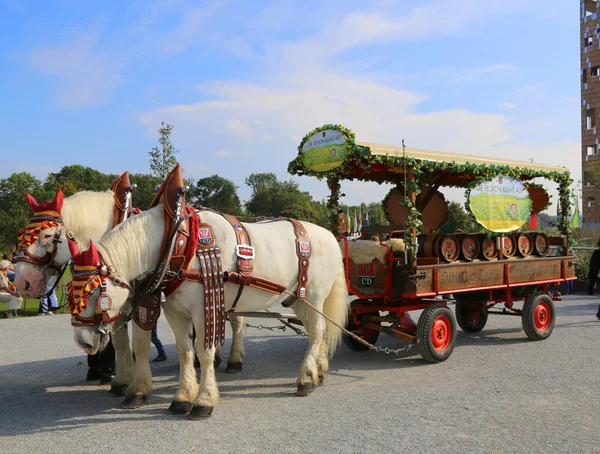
left=43, top=234, right=53, bottom=239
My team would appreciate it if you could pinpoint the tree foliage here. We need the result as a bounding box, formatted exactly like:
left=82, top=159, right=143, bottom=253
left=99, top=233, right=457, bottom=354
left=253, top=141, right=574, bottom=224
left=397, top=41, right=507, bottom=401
left=148, top=122, right=179, bottom=179
left=44, top=165, right=118, bottom=197
left=0, top=172, right=49, bottom=251
left=191, top=175, right=242, bottom=214
left=439, top=202, right=480, bottom=233
left=244, top=172, right=328, bottom=225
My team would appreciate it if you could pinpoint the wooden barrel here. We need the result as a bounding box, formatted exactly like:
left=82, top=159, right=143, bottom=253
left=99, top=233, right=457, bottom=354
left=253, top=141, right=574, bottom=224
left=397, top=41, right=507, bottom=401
left=477, top=235, right=497, bottom=260
left=421, top=234, right=460, bottom=262
left=533, top=232, right=549, bottom=256
left=513, top=232, right=533, bottom=257
left=459, top=234, right=480, bottom=261
left=501, top=235, right=516, bottom=258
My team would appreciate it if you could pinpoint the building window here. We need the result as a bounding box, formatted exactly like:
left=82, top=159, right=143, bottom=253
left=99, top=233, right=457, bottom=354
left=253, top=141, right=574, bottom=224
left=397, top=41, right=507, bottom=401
left=587, top=145, right=598, bottom=155
left=586, top=109, right=597, bottom=129
left=586, top=0, right=598, bottom=17
left=588, top=196, right=596, bottom=208
left=588, top=36, right=595, bottom=47
left=593, top=66, right=600, bottom=77
left=585, top=171, right=595, bottom=186
left=584, top=68, right=588, bottom=84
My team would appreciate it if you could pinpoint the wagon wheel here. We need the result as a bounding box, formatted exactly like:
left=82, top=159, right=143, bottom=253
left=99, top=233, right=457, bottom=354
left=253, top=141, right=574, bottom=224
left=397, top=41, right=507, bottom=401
left=416, top=304, right=457, bottom=363
left=455, top=301, right=488, bottom=333
left=522, top=292, right=555, bottom=341
left=342, top=312, right=380, bottom=352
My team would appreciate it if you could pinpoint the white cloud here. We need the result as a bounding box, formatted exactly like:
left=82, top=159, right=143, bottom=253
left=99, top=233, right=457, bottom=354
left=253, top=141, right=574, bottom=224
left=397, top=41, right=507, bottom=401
left=157, top=3, right=224, bottom=54
left=224, top=119, right=251, bottom=137
left=498, top=102, right=516, bottom=111
left=28, top=30, right=122, bottom=108
left=215, top=149, right=231, bottom=157
left=139, top=0, right=577, bottom=204
left=262, top=133, right=272, bottom=141
left=453, top=64, right=518, bottom=82
left=513, top=83, right=549, bottom=99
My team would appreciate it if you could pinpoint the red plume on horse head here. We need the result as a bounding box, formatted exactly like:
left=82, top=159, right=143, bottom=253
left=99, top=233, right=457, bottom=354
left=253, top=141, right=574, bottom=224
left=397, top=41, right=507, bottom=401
left=25, top=188, right=64, bottom=215
left=68, top=240, right=100, bottom=267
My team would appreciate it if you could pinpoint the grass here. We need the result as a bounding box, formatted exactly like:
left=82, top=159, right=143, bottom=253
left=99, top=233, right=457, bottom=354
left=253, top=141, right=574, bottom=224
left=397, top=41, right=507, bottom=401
left=1, top=268, right=72, bottom=318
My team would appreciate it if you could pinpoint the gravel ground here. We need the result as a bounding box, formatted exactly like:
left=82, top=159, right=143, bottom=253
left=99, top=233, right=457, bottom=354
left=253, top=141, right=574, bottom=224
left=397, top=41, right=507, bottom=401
left=0, top=295, right=599, bottom=454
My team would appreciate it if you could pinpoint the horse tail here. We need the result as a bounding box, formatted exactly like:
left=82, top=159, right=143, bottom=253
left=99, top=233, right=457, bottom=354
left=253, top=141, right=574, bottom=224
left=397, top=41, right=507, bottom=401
left=323, top=262, right=349, bottom=357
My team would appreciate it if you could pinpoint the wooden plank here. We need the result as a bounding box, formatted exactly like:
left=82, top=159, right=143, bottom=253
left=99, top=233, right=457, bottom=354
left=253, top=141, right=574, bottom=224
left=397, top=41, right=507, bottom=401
left=508, top=260, right=561, bottom=283
left=436, top=263, right=505, bottom=291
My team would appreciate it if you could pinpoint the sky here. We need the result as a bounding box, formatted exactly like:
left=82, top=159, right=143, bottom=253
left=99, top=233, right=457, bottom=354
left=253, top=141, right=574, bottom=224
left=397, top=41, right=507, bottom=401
left=0, top=0, right=580, bottom=207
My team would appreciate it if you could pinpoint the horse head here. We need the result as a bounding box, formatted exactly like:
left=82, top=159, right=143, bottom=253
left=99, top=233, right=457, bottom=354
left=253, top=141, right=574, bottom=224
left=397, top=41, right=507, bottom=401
left=14, top=189, right=71, bottom=297
left=68, top=239, right=132, bottom=354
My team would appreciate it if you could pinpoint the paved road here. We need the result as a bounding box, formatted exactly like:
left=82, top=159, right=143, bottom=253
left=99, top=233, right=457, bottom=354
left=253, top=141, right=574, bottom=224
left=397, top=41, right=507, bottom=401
left=1, top=295, right=599, bottom=454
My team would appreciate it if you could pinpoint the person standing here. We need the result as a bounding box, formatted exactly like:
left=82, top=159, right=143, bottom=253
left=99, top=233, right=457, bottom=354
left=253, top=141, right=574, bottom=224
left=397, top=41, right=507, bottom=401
left=39, top=274, right=59, bottom=315
left=151, top=292, right=167, bottom=362
left=0, top=260, right=21, bottom=318
left=587, top=238, right=600, bottom=296
left=586, top=239, right=600, bottom=320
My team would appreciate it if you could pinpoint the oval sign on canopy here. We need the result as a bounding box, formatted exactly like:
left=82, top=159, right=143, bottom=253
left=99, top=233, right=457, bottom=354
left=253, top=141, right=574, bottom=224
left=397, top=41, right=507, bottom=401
left=301, top=129, right=348, bottom=172
left=468, top=175, right=533, bottom=233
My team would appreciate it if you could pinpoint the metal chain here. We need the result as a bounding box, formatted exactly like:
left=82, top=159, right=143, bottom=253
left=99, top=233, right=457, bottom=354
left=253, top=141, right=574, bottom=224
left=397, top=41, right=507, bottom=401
left=244, top=322, right=307, bottom=337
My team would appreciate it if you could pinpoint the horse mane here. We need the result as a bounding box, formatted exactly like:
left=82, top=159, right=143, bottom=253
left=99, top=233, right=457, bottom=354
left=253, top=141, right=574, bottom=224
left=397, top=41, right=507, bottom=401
left=95, top=205, right=165, bottom=282
left=61, top=191, right=116, bottom=245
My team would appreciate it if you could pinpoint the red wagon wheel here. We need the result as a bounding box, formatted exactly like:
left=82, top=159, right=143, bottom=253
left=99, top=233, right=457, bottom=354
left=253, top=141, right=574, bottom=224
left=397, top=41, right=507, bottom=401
left=522, top=292, right=555, bottom=340
left=342, top=312, right=380, bottom=352
left=417, top=304, right=457, bottom=363
left=455, top=301, right=488, bottom=333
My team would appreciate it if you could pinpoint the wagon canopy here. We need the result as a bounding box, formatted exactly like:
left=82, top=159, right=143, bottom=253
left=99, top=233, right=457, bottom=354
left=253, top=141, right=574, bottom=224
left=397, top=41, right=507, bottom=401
left=287, top=124, right=570, bottom=186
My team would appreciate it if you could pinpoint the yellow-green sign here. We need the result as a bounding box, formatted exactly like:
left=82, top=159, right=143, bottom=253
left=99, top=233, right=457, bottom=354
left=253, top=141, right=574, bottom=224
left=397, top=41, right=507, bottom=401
left=301, top=129, right=348, bottom=171
left=469, top=175, right=532, bottom=232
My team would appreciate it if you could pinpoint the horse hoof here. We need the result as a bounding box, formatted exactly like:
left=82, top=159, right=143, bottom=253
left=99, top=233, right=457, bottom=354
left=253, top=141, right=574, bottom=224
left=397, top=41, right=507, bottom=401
left=214, top=355, right=222, bottom=369
left=296, top=383, right=315, bottom=397
left=109, top=384, right=128, bottom=397
left=187, top=406, right=213, bottom=420
left=121, top=394, right=147, bottom=409
left=318, top=375, right=324, bottom=386
left=169, top=400, right=193, bottom=414
left=225, top=362, right=243, bottom=373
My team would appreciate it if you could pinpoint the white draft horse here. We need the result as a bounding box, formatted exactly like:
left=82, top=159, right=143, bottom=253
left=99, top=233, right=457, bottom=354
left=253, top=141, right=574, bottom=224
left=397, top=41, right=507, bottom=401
left=14, top=187, right=135, bottom=394
left=71, top=205, right=349, bottom=419
left=14, top=187, right=249, bottom=400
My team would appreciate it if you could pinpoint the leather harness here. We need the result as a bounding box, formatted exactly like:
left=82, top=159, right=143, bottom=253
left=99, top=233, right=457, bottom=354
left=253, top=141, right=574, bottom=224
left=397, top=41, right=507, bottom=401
left=113, top=165, right=313, bottom=349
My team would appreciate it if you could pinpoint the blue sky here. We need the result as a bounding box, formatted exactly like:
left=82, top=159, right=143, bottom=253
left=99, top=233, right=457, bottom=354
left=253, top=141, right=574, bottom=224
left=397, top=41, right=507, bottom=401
left=0, top=0, right=580, bottom=205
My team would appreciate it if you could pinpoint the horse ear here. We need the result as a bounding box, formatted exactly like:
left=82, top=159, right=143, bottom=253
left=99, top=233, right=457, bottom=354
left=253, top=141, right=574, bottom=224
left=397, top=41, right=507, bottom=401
left=87, top=240, right=100, bottom=265
left=68, top=239, right=80, bottom=258
left=25, top=193, right=40, bottom=212
left=53, top=188, right=64, bottom=213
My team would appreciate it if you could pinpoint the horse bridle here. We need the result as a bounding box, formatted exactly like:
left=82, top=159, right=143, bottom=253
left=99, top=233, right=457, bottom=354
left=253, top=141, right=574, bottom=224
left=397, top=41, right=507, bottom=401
left=70, top=263, right=132, bottom=329
left=15, top=214, right=67, bottom=272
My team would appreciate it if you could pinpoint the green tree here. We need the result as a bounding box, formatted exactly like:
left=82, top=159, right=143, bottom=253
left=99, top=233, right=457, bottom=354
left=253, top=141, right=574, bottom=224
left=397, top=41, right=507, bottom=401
left=129, top=173, right=162, bottom=209
left=0, top=172, right=48, bottom=251
left=245, top=172, right=324, bottom=222
left=148, top=122, right=179, bottom=179
left=191, top=175, right=242, bottom=214
left=439, top=202, right=479, bottom=233
left=44, top=165, right=117, bottom=196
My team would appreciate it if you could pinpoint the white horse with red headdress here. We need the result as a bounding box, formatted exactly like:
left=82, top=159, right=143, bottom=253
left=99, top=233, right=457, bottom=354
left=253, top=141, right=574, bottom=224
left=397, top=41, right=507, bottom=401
left=14, top=186, right=136, bottom=394
left=14, top=184, right=250, bottom=400
left=69, top=204, right=348, bottom=419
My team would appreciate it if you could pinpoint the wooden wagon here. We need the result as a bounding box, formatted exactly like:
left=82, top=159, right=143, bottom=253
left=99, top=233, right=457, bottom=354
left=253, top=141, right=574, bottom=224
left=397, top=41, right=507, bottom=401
left=288, top=125, right=575, bottom=363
